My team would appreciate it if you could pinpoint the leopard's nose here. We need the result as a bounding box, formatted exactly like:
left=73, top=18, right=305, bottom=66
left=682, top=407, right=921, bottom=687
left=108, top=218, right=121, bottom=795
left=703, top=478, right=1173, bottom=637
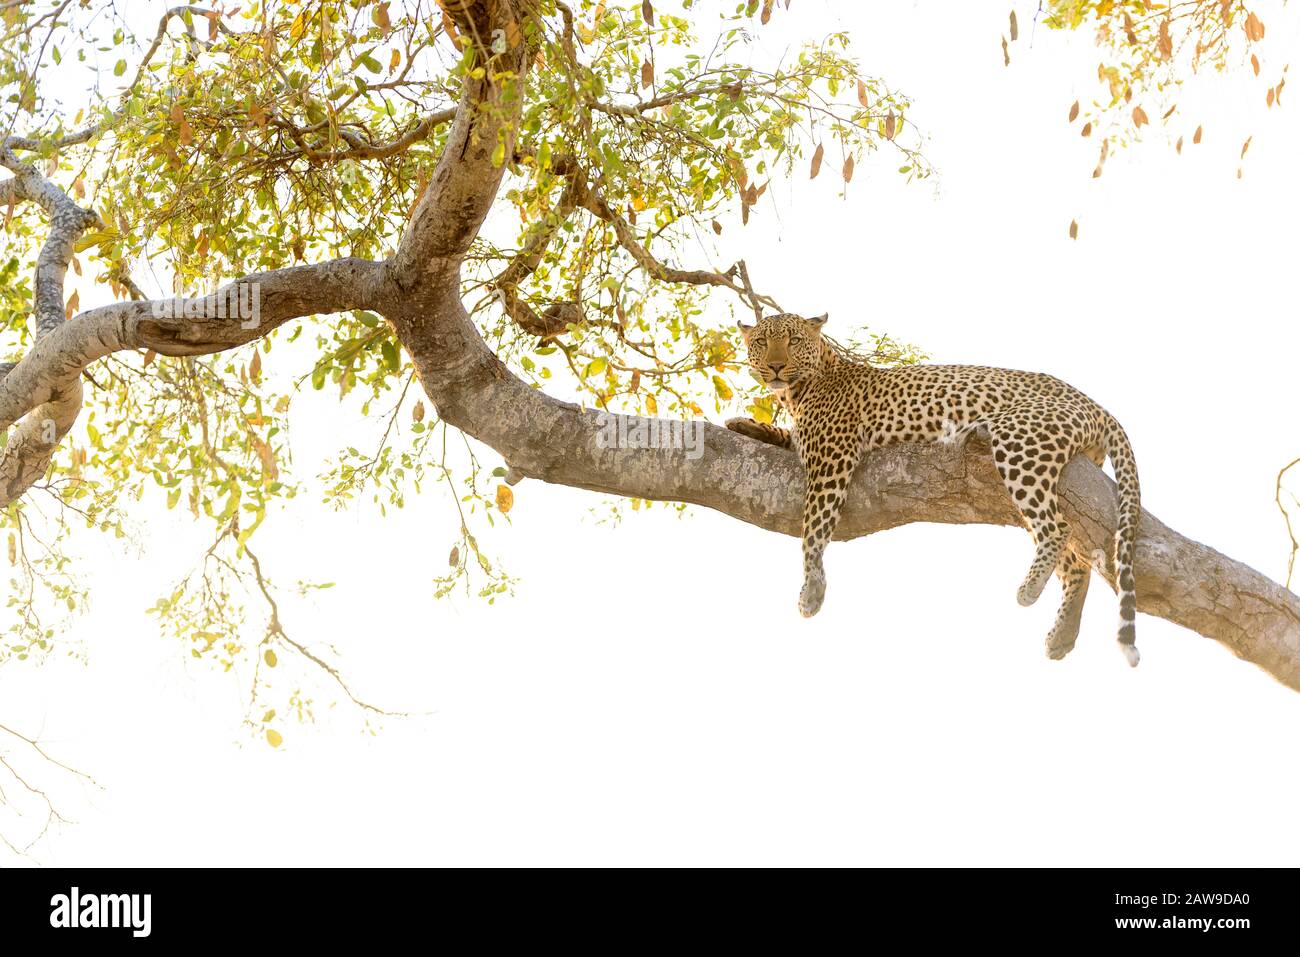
left=768, top=361, right=785, bottom=375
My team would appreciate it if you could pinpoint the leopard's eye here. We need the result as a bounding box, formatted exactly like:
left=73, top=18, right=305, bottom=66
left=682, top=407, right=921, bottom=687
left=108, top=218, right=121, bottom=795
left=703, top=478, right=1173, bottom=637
left=752, top=338, right=766, bottom=348
left=789, top=336, right=804, bottom=345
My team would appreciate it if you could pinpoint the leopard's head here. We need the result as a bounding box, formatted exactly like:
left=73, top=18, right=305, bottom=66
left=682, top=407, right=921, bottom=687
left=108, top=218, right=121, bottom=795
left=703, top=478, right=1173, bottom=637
left=737, top=311, right=829, bottom=392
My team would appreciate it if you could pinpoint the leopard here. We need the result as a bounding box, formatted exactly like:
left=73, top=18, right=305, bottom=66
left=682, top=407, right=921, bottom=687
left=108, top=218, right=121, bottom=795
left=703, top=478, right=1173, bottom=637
left=726, top=311, right=1142, bottom=667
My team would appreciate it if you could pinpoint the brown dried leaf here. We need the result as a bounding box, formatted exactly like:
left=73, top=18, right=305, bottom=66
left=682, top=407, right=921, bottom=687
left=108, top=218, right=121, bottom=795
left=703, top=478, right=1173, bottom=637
left=412, top=400, right=425, bottom=423
left=1010, top=10, right=1019, bottom=41
left=1193, top=124, right=1203, bottom=144
left=65, top=289, right=79, bottom=320
left=884, top=111, right=897, bottom=140
left=711, top=219, right=722, bottom=235
left=251, top=435, right=277, bottom=479
left=641, top=60, right=653, bottom=89
left=642, top=0, right=654, bottom=25
left=1241, top=135, right=1252, bottom=159
left=1002, top=35, right=1010, bottom=67
left=857, top=79, right=869, bottom=109
left=1133, top=105, right=1149, bottom=127
left=1069, top=219, right=1078, bottom=240
left=1175, top=136, right=1184, bottom=154
left=1245, top=12, right=1265, bottom=42
left=810, top=142, right=824, bottom=179
left=1158, top=19, right=1172, bottom=60
left=1069, top=100, right=1079, bottom=123
left=842, top=155, right=854, bottom=183
left=1252, top=54, right=1260, bottom=76
left=1081, top=121, right=1092, bottom=137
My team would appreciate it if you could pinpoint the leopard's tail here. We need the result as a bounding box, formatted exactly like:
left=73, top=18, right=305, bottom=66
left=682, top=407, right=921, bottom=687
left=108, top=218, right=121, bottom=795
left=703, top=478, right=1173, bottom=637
left=1101, top=411, right=1141, bottom=667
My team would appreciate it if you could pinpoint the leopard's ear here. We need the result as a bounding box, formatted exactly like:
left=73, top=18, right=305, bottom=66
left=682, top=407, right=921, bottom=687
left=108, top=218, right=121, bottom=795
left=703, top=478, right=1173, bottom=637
left=737, top=320, right=754, bottom=342
left=808, top=313, right=828, bottom=329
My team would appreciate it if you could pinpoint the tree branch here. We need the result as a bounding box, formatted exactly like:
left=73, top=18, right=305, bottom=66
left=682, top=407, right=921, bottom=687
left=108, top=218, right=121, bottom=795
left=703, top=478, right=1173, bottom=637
left=0, top=257, right=386, bottom=506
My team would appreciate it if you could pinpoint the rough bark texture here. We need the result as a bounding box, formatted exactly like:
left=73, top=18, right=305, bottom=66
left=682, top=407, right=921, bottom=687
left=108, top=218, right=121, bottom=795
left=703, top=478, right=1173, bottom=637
left=1, top=0, right=1297, bottom=691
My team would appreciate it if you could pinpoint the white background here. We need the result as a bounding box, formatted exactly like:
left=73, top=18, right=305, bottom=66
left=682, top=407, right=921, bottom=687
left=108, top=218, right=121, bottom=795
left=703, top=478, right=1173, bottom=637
left=3, top=1, right=1300, bottom=866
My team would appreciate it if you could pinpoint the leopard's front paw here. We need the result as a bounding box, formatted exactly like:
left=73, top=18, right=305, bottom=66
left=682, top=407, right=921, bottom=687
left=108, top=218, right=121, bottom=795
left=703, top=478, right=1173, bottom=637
left=726, top=417, right=766, bottom=441
left=798, top=570, right=826, bottom=618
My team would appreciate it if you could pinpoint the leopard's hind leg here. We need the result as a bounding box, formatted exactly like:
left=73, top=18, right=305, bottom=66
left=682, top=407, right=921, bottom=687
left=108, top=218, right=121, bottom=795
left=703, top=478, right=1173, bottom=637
left=1044, top=548, right=1090, bottom=660
left=987, top=417, right=1073, bottom=608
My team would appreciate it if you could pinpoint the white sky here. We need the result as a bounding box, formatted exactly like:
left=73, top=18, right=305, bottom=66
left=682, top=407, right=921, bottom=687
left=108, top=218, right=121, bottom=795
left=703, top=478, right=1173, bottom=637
left=3, top=1, right=1300, bottom=866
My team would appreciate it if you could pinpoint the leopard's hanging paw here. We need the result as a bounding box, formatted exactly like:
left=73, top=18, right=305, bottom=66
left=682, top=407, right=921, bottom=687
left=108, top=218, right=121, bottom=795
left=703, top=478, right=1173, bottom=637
left=798, top=570, right=826, bottom=618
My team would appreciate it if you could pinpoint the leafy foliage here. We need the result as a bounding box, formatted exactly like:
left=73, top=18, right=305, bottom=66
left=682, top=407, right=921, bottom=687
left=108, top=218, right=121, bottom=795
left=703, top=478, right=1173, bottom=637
left=0, top=0, right=928, bottom=739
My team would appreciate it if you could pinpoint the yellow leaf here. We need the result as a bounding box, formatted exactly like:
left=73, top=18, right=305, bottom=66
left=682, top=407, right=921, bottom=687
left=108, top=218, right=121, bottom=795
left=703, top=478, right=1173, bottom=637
left=712, top=375, right=733, bottom=401
left=264, top=648, right=277, bottom=667
left=65, top=289, right=79, bottom=320
left=266, top=729, right=283, bottom=748
left=645, top=393, right=658, bottom=415
left=496, top=484, right=514, bottom=513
